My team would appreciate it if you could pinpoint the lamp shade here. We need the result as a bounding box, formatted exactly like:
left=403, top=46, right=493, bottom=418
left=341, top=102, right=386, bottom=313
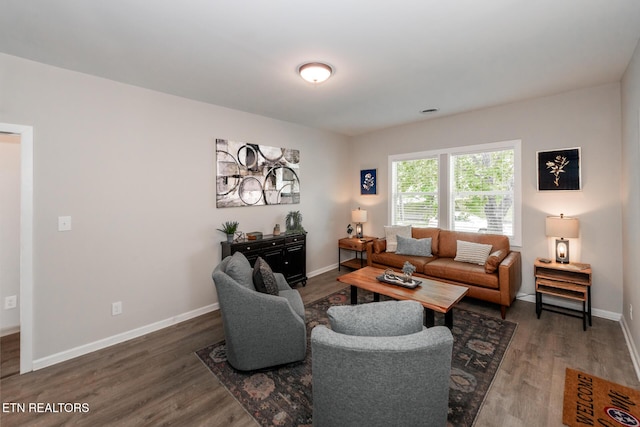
left=351, top=209, right=367, bottom=223
left=545, top=215, right=579, bottom=238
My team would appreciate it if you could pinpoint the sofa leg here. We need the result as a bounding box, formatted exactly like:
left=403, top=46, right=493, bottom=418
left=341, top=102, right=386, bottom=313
left=500, top=305, right=507, bottom=319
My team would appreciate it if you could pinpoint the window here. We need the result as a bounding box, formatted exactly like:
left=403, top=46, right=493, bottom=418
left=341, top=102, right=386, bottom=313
left=389, top=140, right=521, bottom=245
left=451, top=148, right=514, bottom=235
left=391, top=157, right=439, bottom=227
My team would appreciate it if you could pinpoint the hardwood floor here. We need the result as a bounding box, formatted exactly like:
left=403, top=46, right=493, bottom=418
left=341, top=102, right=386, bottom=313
left=1, top=332, right=20, bottom=380
left=1, top=269, right=638, bottom=426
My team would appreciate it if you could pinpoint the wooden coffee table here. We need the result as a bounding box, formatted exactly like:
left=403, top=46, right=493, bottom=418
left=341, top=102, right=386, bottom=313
left=337, top=266, right=468, bottom=328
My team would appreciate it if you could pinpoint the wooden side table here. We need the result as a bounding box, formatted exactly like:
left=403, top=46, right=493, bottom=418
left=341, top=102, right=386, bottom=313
left=534, top=258, right=592, bottom=330
left=338, top=237, right=374, bottom=271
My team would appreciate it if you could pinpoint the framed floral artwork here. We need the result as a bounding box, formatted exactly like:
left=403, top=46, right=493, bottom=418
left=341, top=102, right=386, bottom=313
left=360, top=169, right=377, bottom=195
left=537, top=147, right=581, bottom=191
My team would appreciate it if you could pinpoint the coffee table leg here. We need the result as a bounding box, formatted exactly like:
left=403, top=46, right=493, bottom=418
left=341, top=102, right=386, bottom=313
left=444, top=311, right=453, bottom=329
left=351, top=285, right=357, bottom=305
left=425, top=308, right=435, bottom=327
left=373, top=292, right=380, bottom=302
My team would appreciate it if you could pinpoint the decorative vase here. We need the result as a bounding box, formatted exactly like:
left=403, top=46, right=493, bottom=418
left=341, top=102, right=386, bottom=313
left=226, top=234, right=234, bottom=243
left=402, top=272, right=413, bottom=283
left=274, top=224, right=281, bottom=236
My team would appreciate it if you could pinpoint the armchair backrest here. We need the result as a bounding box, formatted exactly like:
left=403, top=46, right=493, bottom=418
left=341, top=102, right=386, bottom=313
left=214, top=251, right=255, bottom=290
left=311, top=301, right=453, bottom=427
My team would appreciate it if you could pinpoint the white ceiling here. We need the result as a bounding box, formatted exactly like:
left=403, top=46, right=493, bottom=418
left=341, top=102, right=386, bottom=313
left=1, top=1, right=640, bottom=136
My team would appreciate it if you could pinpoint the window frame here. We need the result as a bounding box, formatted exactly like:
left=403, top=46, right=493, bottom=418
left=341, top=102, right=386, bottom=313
left=388, top=139, right=522, bottom=247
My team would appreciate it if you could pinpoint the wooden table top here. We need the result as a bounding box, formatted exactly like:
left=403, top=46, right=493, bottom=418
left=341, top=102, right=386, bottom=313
left=337, top=266, right=468, bottom=314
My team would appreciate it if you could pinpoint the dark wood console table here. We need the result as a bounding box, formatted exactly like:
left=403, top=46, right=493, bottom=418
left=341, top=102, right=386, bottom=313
left=221, top=233, right=307, bottom=286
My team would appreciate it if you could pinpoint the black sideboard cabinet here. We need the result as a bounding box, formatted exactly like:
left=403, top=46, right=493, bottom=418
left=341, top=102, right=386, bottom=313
left=221, top=233, right=307, bottom=286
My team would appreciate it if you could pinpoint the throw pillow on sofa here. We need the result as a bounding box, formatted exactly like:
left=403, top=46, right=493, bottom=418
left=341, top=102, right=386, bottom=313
left=253, top=257, right=279, bottom=295
left=485, top=250, right=507, bottom=273
left=454, top=240, right=492, bottom=265
left=383, top=225, right=412, bottom=252
left=396, top=235, right=433, bottom=257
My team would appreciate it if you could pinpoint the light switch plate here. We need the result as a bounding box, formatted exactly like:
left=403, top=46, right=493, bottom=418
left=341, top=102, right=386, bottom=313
left=58, top=216, right=72, bottom=231
left=4, top=295, right=17, bottom=310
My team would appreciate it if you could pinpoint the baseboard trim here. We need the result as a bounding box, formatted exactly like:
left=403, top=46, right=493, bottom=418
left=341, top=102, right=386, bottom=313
left=308, top=264, right=339, bottom=278
left=32, top=303, right=219, bottom=371
left=516, top=294, right=621, bottom=321
left=30, top=266, right=337, bottom=371
left=620, top=316, right=640, bottom=382
left=1, top=326, right=20, bottom=337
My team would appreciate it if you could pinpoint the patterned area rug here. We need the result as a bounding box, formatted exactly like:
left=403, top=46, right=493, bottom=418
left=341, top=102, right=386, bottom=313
left=196, top=288, right=517, bottom=426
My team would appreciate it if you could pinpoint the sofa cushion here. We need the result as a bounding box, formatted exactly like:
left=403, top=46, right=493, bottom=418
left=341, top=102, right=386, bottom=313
left=411, top=227, right=440, bottom=256
left=226, top=252, right=256, bottom=290
left=384, top=225, right=412, bottom=252
left=485, top=250, right=507, bottom=273
left=370, top=251, right=433, bottom=273
left=454, top=240, right=493, bottom=265
left=253, top=257, right=279, bottom=295
left=424, top=258, right=500, bottom=289
left=396, top=235, right=433, bottom=257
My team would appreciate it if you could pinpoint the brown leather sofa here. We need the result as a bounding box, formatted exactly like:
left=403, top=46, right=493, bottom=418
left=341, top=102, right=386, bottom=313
left=366, top=227, right=522, bottom=319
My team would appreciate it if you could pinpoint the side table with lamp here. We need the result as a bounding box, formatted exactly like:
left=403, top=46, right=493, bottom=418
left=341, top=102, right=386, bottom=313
left=537, top=213, right=592, bottom=330
left=338, top=236, right=375, bottom=271
left=338, top=208, right=373, bottom=271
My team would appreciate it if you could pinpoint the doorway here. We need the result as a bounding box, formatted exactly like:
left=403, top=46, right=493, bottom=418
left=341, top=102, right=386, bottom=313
left=0, top=133, right=20, bottom=378
left=0, top=123, right=33, bottom=374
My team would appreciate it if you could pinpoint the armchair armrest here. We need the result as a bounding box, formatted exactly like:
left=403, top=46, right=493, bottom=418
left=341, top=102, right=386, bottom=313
left=273, top=272, right=293, bottom=291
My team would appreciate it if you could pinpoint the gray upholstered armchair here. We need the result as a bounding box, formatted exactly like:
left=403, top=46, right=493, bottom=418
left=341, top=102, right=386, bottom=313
left=311, top=300, right=453, bottom=427
left=212, top=252, right=306, bottom=371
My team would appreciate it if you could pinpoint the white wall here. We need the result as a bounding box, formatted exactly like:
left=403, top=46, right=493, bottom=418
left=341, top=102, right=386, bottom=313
left=0, top=53, right=350, bottom=362
left=0, top=134, right=21, bottom=333
left=351, top=83, right=623, bottom=315
left=621, top=39, right=640, bottom=364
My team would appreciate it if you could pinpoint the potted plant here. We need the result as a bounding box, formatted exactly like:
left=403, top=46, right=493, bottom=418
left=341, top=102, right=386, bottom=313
left=285, top=211, right=305, bottom=234
left=402, top=261, right=417, bottom=283
left=217, top=221, right=239, bottom=242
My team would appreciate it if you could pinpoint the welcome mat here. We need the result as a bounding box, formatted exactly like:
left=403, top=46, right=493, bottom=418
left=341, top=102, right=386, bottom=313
left=196, top=288, right=517, bottom=427
left=563, top=368, right=640, bottom=427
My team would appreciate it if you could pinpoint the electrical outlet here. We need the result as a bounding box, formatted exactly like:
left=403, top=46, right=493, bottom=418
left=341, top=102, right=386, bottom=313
left=4, top=295, right=17, bottom=310
left=58, top=216, right=72, bottom=231
left=112, top=301, right=123, bottom=316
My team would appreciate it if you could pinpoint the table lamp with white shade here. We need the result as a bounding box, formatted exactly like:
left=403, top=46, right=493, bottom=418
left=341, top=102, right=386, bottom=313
left=351, top=208, right=367, bottom=239
left=545, top=213, right=579, bottom=263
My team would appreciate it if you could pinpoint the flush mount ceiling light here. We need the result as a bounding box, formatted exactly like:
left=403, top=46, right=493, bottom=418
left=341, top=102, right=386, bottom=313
left=298, top=62, right=333, bottom=83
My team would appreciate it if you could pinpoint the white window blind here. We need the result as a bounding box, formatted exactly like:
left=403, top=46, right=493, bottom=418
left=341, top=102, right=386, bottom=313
left=451, top=148, right=514, bottom=237
left=391, top=157, right=439, bottom=226
left=389, top=140, right=521, bottom=245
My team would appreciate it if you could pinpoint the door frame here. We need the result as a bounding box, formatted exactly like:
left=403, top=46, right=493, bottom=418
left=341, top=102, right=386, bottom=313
left=0, top=122, right=33, bottom=373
